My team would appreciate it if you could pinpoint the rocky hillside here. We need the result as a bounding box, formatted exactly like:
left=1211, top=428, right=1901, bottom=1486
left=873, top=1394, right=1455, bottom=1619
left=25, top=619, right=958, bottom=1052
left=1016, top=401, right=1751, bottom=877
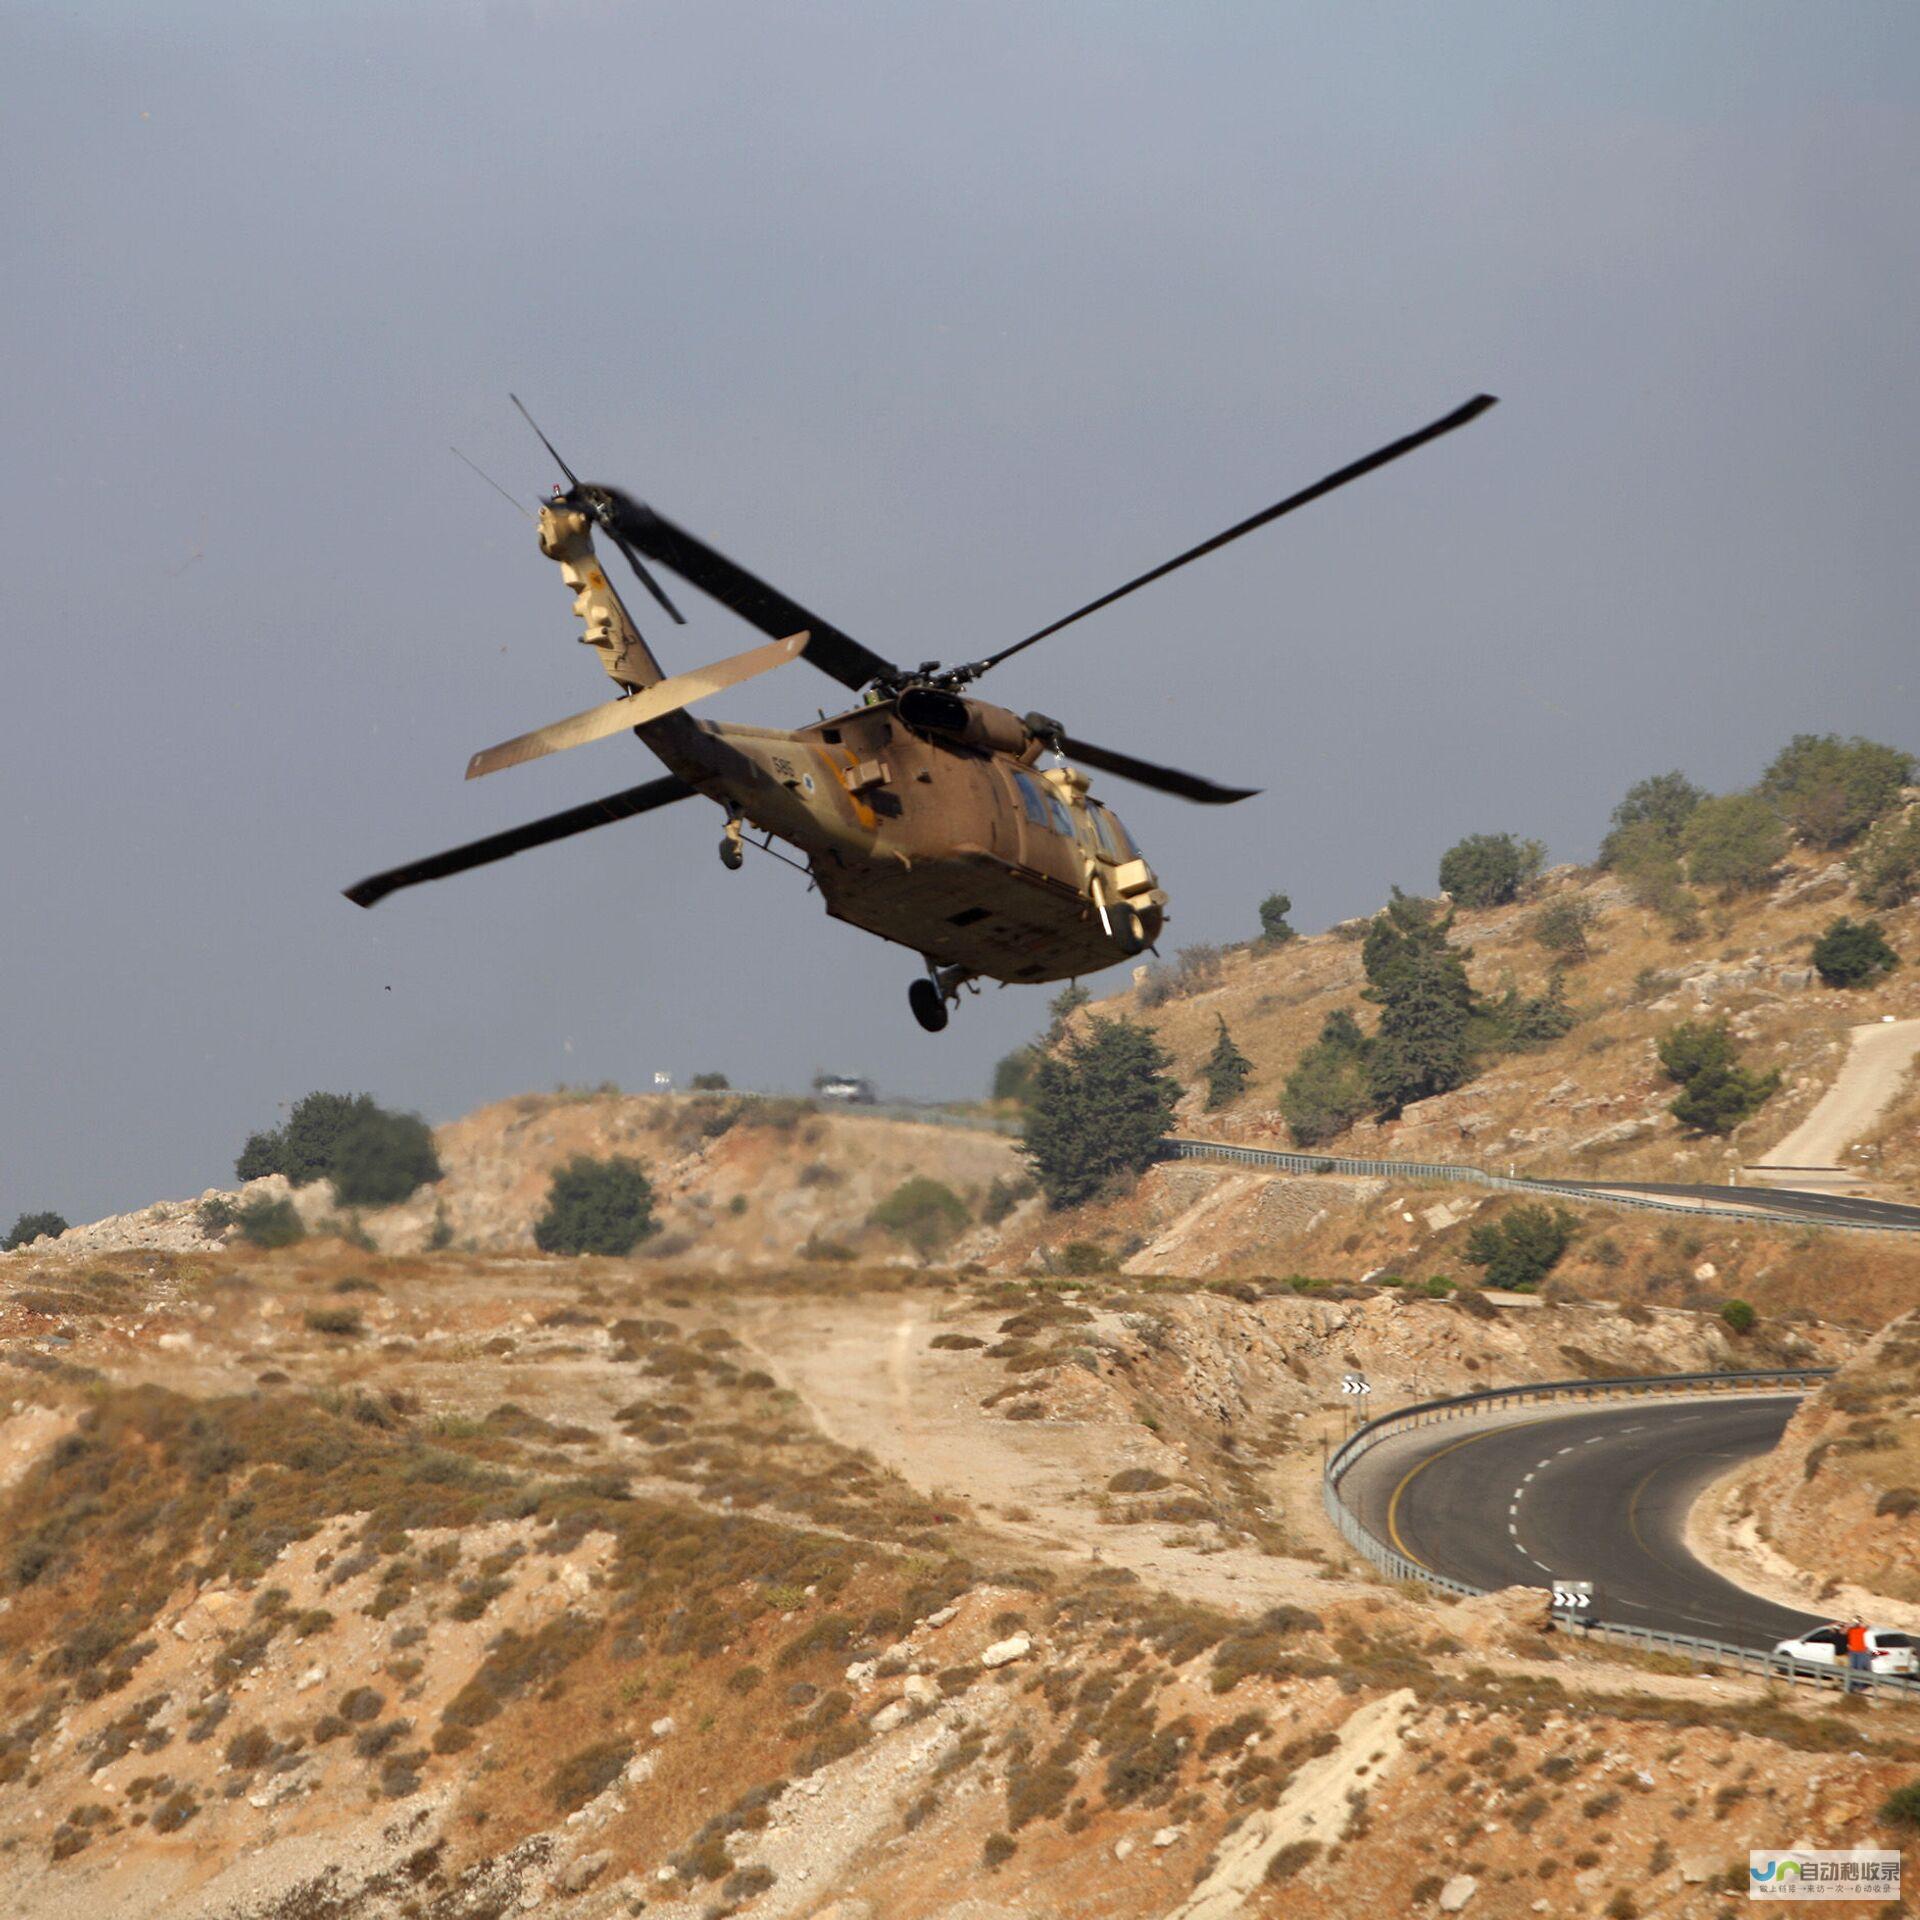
left=1701, top=1310, right=1920, bottom=1616
left=0, top=1241, right=1911, bottom=1919
left=1084, top=846, right=1920, bottom=1191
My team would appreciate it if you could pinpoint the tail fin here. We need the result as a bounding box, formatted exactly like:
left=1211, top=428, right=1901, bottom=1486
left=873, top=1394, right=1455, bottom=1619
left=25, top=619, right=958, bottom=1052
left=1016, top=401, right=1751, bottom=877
left=538, top=498, right=668, bottom=690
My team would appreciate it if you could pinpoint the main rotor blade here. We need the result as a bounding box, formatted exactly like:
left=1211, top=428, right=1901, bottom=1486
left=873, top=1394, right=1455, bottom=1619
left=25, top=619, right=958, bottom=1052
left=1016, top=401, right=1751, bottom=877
left=972, top=393, right=1498, bottom=679
left=603, top=522, right=687, bottom=625
left=1061, top=733, right=1258, bottom=806
left=343, top=774, right=696, bottom=909
left=594, top=486, right=904, bottom=696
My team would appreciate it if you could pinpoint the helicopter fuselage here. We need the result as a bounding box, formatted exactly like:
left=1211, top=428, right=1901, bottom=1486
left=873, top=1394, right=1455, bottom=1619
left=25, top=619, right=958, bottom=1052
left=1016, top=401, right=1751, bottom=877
left=634, top=705, right=1166, bottom=986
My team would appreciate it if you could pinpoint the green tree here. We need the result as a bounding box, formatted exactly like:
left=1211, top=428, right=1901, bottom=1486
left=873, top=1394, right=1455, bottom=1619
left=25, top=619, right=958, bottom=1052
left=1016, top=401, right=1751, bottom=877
left=1021, top=1017, right=1180, bottom=1209
left=1530, top=897, right=1600, bottom=963
left=1280, top=1009, right=1372, bottom=1147
left=236, top=1091, right=442, bottom=1206
left=1607, top=819, right=1701, bottom=933
left=1257, top=892, right=1296, bottom=945
left=1201, top=1018, right=1252, bottom=1111
left=1360, top=893, right=1476, bottom=1114
left=1759, top=733, right=1915, bottom=850
left=1681, top=793, right=1787, bottom=896
left=1501, top=970, right=1577, bottom=1051
left=3, top=1211, right=68, bottom=1251
left=1851, top=810, right=1920, bottom=909
left=688, top=1072, right=731, bottom=1091
left=868, top=1177, right=970, bottom=1258
left=1656, top=1018, right=1781, bottom=1134
left=1810, top=916, right=1900, bottom=989
left=991, top=1047, right=1041, bottom=1105
left=236, top=1195, right=304, bottom=1249
left=1464, top=1203, right=1579, bottom=1290
left=1598, top=772, right=1705, bottom=868
left=1437, top=832, right=1544, bottom=908
left=1045, top=984, right=1091, bottom=1047
left=533, top=1155, right=656, bottom=1256
left=1719, top=1298, right=1757, bottom=1335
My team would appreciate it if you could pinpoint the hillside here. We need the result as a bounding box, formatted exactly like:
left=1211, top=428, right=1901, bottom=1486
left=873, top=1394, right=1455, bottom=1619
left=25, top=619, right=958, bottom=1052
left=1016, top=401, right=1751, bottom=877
left=1082, top=846, right=1919, bottom=1190
left=0, top=1240, right=1910, bottom=1918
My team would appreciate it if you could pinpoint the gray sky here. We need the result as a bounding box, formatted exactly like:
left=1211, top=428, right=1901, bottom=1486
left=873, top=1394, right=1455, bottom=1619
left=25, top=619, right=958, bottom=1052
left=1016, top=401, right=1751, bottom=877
left=5, top=2, right=1918, bottom=1224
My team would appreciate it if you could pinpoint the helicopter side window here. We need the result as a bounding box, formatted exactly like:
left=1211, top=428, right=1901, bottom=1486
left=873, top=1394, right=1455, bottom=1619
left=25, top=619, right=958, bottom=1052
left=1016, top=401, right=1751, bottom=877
left=1011, top=771, right=1051, bottom=828
left=1043, top=791, right=1075, bottom=837
left=1093, top=805, right=1135, bottom=862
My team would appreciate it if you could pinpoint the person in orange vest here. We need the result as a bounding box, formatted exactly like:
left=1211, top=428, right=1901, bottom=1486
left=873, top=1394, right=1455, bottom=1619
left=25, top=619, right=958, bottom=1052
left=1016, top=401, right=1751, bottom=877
left=1846, top=1619, right=1871, bottom=1692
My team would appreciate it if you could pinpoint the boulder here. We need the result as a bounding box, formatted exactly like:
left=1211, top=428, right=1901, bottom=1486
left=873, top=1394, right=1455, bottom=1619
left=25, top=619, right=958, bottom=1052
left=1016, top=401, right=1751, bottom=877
left=1439, top=1875, right=1477, bottom=1911
left=980, top=1634, right=1031, bottom=1669
left=558, top=1852, right=611, bottom=1894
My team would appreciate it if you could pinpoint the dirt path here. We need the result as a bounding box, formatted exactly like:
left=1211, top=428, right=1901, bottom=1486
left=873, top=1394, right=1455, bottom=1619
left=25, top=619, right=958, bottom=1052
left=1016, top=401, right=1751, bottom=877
left=1754, top=1016, right=1920, bottom=1173
left=731, top=1292, right=1374, bottom=1616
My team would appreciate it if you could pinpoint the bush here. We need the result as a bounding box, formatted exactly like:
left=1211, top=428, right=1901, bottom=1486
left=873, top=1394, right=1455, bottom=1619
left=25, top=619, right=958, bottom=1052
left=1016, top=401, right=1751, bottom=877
left=237, top=1196, right=305, bottom=1249
left=1657, top=1019, right=1781, bottom=1134
left=547, top=1739, right=633, bottom=1812
left=688, top=1072, right=731, bottom=1091
left=533, top=1156, right=656, bottom=1256
left=1257, top=892, right=1296, bottom=945
left=1531, top=897, right=1600, bottom=963
left=1202, top=1017, right=1252, bottom=1111
left=1361, top=890, right=1477, bottom=1114
left=1598, top=772, right=1705, bottom=868
left=867, top=1178, right=969, bottom=1259
left=1851, top=810, right=1920, bottom=908
left=1879, top=1780, right=1920, bottom=1829
left=981, top=1176, right=1034, bottom=1226
left=1022, top=1017, right=1180, bottom=1209
left=1438, top=832, right=1544, bottom=908
left=1281, top=1009, right=1372, bottom=1147
left=1760, top=733, right=1914, bottom=850
left=235, top=1092, right=441, bottom=1207
left=304, top=1307, right=362, bottom=1337
left=1719, top=1299, right=1756, bottom=1336
left=1464, top=1204, right=1578, bottom=1291
left=3, top=1211, right=68, bottom=1251
left=1681, top=793, right=1787, bottom=895
left=1810, top=917, right=1900, bottom=989
left=991, top=1048, right=1040, bottom=1106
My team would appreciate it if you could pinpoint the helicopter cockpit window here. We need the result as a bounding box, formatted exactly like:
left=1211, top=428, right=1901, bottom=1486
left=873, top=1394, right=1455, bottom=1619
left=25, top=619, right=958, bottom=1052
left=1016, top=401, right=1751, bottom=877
left=1043, top=790, right=1075, bottom=837
left=1092, top=805, right=1134, bottom=862
left=1011, top=771, right=1050, bottom=828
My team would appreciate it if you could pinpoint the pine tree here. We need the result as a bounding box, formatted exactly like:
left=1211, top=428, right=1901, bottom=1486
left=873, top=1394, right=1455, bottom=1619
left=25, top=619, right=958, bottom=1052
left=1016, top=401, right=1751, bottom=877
left=1021, top=1017, right=1180, bottom=1209
left=1202, top=1017, right=1252, bottom=1110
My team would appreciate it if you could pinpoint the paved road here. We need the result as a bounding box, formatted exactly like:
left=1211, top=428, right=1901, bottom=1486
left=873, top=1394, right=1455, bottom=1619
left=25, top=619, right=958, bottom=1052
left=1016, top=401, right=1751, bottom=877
left=1342, top=1395, right=1826, bottom=1646
left=1756, top=1016, right=1920, bottom=1171
left=1568, top=1179, right=1920, bottom=1230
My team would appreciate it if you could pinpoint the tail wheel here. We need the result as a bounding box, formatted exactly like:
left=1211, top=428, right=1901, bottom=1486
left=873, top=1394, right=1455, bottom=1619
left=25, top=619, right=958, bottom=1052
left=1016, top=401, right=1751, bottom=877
left=1112, top=903, right=1150, bottom=956
left=908, top=978, right=949, bottom=1033
left=718, top=836, right=745, bottom=871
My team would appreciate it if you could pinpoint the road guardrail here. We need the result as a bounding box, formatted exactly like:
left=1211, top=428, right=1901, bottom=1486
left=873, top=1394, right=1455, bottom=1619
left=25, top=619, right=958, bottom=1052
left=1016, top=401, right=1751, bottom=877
left=1320, top=1366, right=1920, bottom=1703
left=1160, top=1136, right=1920, bottom=1234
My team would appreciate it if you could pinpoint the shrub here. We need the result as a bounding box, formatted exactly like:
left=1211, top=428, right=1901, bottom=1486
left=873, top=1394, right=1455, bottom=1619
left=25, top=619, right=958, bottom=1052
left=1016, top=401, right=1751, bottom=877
left=547, top=1739, right=633, bottom=1811
left=1681, top=793, right=1787, bottom=895
left=533, top=1155, right=656, bottom=1256
left=1056, top=1241, right=1109, bottom=1276
left=1021, top=1017, right=1180, bottom=1209
left=1880, top=1780, right=1920, bottom=1828
left=1598, top=772, right=1706, bottom=868
left=1531, top=897, right=1600, bottom=963
left=303, top=1307, right=362, bottom=1337
left=1719, top=1299, right=1756, bottom=1336
left=1438, top=832, right=1544, bottom=907
left=981, top=1176, right=1035, bottom=1226
left=1202, top=1017, right=1252, bottom=1111
left=1266, top=1839, right=1321, bottom=1883
left=991, top=1048, right=1040, bottom=1106
left=982, top=1831, right=1016, bottom=1868
left=1810, top=917, right=1900, bottom=989
left=1257, top=892, right=1296, bottom=945
left=1876, top=1488, right=1919, bottom=1520
left=237, top=1196, right=305, bottom=1249
left=1657, top=1019, right=1780, bottom=1134
left=1282, top=1008, right=1371, bottom=1147
left=235, top=1091, right=441, bottom=1206
left=1760, top=733, right=1915, bottom=850
left=1464, top=1204, right=1579, bottom=1291
left=688, top=1072, right=730, bottom=1091
left=3, top=1211, right=68, bottom=1251
left=867, top=1178, right=969, bottom=1259
left=1852, top=811, right=1920, bottom=908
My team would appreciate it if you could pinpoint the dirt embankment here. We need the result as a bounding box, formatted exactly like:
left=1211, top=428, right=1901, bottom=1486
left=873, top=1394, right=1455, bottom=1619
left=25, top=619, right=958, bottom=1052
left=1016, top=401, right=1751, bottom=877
left=0, top=1244, right=1909, bottom=1919
left=1698, top=1310, right=1920, bottom=1615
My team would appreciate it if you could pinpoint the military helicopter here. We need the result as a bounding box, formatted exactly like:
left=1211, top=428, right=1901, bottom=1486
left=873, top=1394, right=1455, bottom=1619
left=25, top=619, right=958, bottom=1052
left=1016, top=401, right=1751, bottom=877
left=346, top=394, right=1495, bottom=1030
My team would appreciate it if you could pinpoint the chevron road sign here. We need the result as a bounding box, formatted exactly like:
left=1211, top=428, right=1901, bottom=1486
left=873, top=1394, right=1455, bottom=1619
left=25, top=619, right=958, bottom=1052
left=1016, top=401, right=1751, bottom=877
left=1339, top=1374, right=1372, bottom=1397
left=1551, top=1580, right=1594, bottom=1613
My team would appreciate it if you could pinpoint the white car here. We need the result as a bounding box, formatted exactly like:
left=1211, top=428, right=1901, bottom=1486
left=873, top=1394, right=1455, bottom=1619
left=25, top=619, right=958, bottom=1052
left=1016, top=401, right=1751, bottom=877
left=1771, top=1625, right=1919, bottom=1676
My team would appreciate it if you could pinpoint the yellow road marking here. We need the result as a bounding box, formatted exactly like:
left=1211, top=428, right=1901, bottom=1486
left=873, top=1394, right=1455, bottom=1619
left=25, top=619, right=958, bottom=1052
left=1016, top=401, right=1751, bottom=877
left=1385, top=1425, right=1541, bottom=1570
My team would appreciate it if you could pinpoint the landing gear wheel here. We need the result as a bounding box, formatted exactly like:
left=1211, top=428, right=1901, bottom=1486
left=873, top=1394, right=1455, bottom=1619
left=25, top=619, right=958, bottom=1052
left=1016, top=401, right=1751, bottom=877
left=908, top=978, right=949, bottom=1033
left=718, top=835, right=745, bottom=872
left=1111, top=904, right=1149, bottom=957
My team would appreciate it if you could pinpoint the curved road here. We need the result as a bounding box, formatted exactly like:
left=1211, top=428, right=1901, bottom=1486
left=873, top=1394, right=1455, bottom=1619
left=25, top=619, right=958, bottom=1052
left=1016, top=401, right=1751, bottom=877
left=1342, top=1395, right=1825, bottom=1645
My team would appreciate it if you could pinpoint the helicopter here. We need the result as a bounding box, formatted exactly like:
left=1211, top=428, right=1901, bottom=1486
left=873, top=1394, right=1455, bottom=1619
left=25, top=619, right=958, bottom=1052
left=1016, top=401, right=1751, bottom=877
left=346, top=394, right=1496, bottom=1030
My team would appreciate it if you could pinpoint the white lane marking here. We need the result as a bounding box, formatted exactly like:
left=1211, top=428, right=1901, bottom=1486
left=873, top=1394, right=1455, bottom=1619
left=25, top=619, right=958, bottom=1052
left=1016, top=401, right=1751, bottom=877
left=1509, top=1502, right=1519, bottom=1515
left=1585, top=1435, right=1604, bottom=1443
left=1508, top=1522, right=1518, bottom=1536
left=1557, top=1446, right=1574, bottom=1455
left=1525, top=1553, right=1551, bottom=1572
left=1523, top=1471, right=1536, bottom=1483
left=1535, top=1458, right=1551, bottom=1470
left=1620, top=1425, right=1642, bottom=1434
